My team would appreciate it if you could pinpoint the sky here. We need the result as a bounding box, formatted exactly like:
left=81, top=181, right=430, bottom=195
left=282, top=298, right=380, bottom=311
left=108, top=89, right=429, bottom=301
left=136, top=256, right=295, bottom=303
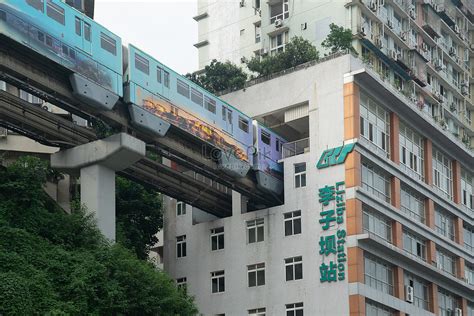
left=94, top=0, right=198, bottom=75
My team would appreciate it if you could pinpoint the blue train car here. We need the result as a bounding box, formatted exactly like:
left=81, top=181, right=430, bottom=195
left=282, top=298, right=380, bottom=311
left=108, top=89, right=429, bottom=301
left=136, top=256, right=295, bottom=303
left=123, top=44, right=254, bottom=178
left=0, top=0, right=122, bottom=110
left=253, top=122, right=286, bottom=195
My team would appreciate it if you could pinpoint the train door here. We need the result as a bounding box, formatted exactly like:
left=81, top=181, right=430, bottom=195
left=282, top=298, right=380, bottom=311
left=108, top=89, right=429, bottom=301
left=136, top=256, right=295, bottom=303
left=221, top=105, right=233, bottom=134
left=75, top=16, right=92, bottom=54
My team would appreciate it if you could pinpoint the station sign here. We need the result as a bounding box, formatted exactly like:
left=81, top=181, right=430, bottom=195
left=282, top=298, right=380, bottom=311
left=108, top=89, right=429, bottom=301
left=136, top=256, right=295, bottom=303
left=316, top=143, right=355, bottom=169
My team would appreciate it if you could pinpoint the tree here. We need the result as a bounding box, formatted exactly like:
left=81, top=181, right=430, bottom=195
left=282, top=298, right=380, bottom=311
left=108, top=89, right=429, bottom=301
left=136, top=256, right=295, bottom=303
left=246, top=36, right=320, bottom=77
left=321, top=23, right=356, bottom=55
left=116, top=176, right=163, bottom=260
left=0, top=157, right=198, bottom=315
left=186, top=59, right=247, bottom=93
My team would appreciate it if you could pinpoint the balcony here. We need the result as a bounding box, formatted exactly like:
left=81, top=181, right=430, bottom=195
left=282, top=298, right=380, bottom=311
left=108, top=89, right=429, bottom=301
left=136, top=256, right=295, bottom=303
left=282, top=138, right=309, bottom=159
left=421, top=4, right=442, bottom=39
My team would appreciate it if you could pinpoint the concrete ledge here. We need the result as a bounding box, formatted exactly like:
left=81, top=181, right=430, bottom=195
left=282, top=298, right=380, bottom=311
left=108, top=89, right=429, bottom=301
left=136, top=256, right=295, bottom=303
left=51, top=133, right=145, bottom=171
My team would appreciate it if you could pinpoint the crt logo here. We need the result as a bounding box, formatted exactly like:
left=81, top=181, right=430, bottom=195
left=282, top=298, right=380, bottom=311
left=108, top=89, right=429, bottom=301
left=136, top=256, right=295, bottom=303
left=316, top=143, right=355, bottom=169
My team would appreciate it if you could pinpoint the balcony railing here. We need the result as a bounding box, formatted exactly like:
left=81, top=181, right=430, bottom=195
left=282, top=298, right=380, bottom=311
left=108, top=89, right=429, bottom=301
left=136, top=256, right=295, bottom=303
left=282, top=138, right=309, bottom=159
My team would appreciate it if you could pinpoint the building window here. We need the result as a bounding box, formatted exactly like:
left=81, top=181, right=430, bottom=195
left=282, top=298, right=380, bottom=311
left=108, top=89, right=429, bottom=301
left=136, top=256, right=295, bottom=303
left=176, top=201, right=186, bottom=216
left=210, top=227, right=224, bottom=251
left=365, top=300, right=394, bottom=316
left=176, top=235, right=187, bottom=258
left=461, top=170, right=473, bottom=210
left=135, top=53, right=149, bottom=75
left=247, top=218, right=264, bottom=243
left=255, top=24, right=261, bottom=43
left=399, top=122, right=424, bottom=180
left=465, top=225, right=474, bottom=253
left=248, top=308, right=265, bottom=316
left=435, top=207, right=455, bottom=241
left=164, top=71, right=170, bottom=88
left=436, top=248, right=456, bottom=275
left=284, top=210, right=302, bottom=236
left=404, top=272, right=429, bottom=310
left=364, top=254, right=393, bottom=295
left=285, top=256, right=303, bottom=281
left=248, top=263, right=265, bottom=287
left=270, top=31, right=288, bottom=55
left=465, top=264, right=474, bottom=286
left=47, top=0, right=65, bottom=25
left=211, top=270, right=225, bottom=293
left=363, top=208, right=392, bottom=242
left=361, top=161, right=391, bottom=203
left=100, top=32, right=116, bottom=56
left=176, top=277, right=187, bottom=291
left=360, top=93, right=390, bottom=157
left=204, top=95, right=216, bottom=114
left=403, top=230, right=426, bottom=261
left=400, top=185, right=425, bottom=224
left=438, top=288, right=460, bottom=316
left=294, top=163, right=306, bottom=188
left=286, top=302, right=303, bottom=316
left=433, top=149, right=453, bottom=200
left=269, top=0, right=289, bottom=24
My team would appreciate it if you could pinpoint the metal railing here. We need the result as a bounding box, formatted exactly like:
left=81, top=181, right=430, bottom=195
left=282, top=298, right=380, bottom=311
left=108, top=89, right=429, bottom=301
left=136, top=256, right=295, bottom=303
left=282, top=138, right=309, bottom=159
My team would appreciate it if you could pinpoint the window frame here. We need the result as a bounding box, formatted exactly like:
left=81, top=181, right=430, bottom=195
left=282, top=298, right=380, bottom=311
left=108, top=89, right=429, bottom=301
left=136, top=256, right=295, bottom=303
left=210, top=227, right=225, bottom=251
left=294, top=163, right=307, bottom=188
left=399, top=121, right=424, bottom=181
left=361, top=161, right=391, bottom=203
left=362, top=208, right=392, bottom=242
left=135, top=53, right=149, bottom=75
left=284, top=210, right=302, bottom=236
left=432, top=148, right=453, bottom=200
left=400, top=185, right=426, bottom=224
left=364, top=254, right=394, bottom=295
left=247, top=218, right=264, bottom=243
left=286, top=302, right=303, bottom=316
left=403, top=229, right=426, bottom=261
left=285, top=256, right=303, bottom=281
left=247, top=263, right=266, bottom=287
left=176, top=201, right=186, bottom=216
left=211, top=270, right=225, bottom=293
left=176, top=235, right=187, bottom=258
left=360, top=92, right=391, bottom=157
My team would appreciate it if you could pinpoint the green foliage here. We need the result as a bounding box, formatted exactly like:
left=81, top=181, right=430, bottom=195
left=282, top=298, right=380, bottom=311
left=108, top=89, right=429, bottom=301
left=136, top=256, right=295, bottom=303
left=321, top=23, right=356, bottom=55
left=116, top=176, right=163, bottom=260
left=186, top=59, right=247, bottom=93
left=246, top=36, right=320, bottom=77
left=0, top=157, right=198, bottom=316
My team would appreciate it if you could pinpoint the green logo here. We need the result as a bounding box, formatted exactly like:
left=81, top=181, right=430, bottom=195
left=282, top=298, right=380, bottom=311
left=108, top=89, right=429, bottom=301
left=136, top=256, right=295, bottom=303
left=316, top=143, right=355, bottom=169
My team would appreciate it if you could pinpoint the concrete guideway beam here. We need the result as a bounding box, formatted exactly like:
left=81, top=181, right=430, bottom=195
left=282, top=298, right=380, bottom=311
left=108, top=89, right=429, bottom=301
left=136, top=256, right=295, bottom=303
left=51, top=133, right=146, bottom=241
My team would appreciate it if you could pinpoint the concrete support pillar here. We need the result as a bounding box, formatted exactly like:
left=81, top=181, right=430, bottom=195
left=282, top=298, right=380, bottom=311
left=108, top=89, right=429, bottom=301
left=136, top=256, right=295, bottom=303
left=390, top=113, right=400, bottom=165
left=428, top=283, right=439, bottom=314
left=349, top=294, right=365, bottom=316
left=452, top=160, right=461, bottom=204
left=392, top=221, right=403, bottom=249
left=232, top=190, right=247, bottom=216
left=51, top=133, right=145, bottom=241
left=347, top=199, right=363, bottom=236
left=425, top=199, right=435, bottom=229
left=454, top=217, right=464, bottom=246
left=424, top=139, right=433, bottom=186
left=390, top=177, right=401, bottom=209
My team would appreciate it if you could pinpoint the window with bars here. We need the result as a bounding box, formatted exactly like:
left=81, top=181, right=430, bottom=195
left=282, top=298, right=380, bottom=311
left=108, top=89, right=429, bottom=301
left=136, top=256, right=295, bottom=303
left=403, top=229, right=426, bottom=261
left=363, top=209, right=392, bottom=242
left=399, top=122, right=424, bottom=180
left=284, top=210, right=302, bottom=236
left=461, top=170, right=473, bottom=210
left=364, top=254, right=394, bottom=295
left=404, top=272, right=429, bottom=310
left=432, top=149, right=453, bottom=200
left=247, top=218, right=264, bottom=243
left=285, top=256, right=303, bottom=281
left=436, top=248, right=456, bottom=275
left=438, top=288, right=460, bottom=316
left=294, top=163, right=306, bottom=188
left=400, top=185, right=425, bottom=224
left=435, top=207, right=455, bottom=241
left=210, top=227, right=224, bottom=251
left=286, top=302, right=303, bottom=316
left=248, top=263, right=265, bottom=287
left=176, top=235, right=187, bottom=258
left=361, top=161, right=391, bottom=203
left=360, top=93, right=390, bottom=157
left=211, top=270, right=225, bottom=293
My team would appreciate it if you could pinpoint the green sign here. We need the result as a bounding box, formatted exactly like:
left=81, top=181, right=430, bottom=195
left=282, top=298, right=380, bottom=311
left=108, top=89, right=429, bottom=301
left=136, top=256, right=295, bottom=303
left=316, top=143, right=355, bottom=169
left=318, top=181, right=347, bottom=283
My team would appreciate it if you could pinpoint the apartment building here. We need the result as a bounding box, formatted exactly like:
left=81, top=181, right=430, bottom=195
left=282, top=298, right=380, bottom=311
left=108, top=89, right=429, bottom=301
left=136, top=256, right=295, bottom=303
left=163, top=50, right=473, bottom=315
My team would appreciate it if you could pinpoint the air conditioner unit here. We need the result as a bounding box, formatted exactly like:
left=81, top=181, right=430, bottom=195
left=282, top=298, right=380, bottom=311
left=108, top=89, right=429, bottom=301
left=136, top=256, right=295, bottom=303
left=449, top=47, right=457, bottom=56
left=454, top=25, right=460, bottom=34
left=401, top=32, right=407, bottom=41
left=461, top=86, right=468, bottom=95
left=390, top=50, right=398, bottom=60
left=455, top=308, right=462, bottom=316
left=369, top=2, right=377, bottom=11
left=301, top=22, right=307, bottom=30
left=239, top=0, right=245, bottom=7
left=387, top=19, right=394, bottom=28
left=461, top=80, right=468, bottom=87
left=409, top=9, right=416, bottom=19
left=260, top=48, right=268, bottom=55
left=0, top=127, right=7, bottom=138
left=275, top=19, right=283, bottom=27
left=434, top=59, right=443, bottom=70
left=422, top=42, right=428, bottom=51
left=405, top=285, right=414, bottom=303
left=375, top=38, right=383, bottom=48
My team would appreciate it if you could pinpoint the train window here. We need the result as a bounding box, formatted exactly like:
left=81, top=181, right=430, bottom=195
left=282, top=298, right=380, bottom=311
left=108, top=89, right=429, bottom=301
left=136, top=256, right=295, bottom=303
left=204, top=96, right=216, bottom=114
left=100, top=32, right=116, bottom=56
left=69, top=49, right=76, bottom=60
left=46, top=0, right=65, bottom=25
left=238, top=116, right=249, bottom=133
left=0, top=10, right=5, bottom=21
left=156, top=67, right=162, bottom=83
left=37, top=31, right=45, bottom=43
left=84, top=22, right=91, bottom=41
left=75, top=17, right=81, bottom=36
left=276, top=139, right=280, bottom=152
left=27, top=0, right=44, bottom=13
left=261, top=130, right=271, bottom=145
left=177, top=79, right=190, bottom=98
left=164, top=71, right=170, bottom=88
left=135, top=53, right=149, bottom=75
left=191, top=87, right=203, bottom=106
left=46, top=35, right=53, bottom=47
left=62, top=44, right=68, bottom=55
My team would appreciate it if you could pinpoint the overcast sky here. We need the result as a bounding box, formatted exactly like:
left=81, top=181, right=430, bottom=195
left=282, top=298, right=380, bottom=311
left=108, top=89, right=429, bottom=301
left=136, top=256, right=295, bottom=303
left=94, top=0, right=198, bottom=75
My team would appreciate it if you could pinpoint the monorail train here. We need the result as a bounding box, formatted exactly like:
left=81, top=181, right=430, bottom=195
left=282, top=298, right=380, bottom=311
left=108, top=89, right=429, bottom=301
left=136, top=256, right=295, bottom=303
left=0, top=0, right=286, bottom=194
